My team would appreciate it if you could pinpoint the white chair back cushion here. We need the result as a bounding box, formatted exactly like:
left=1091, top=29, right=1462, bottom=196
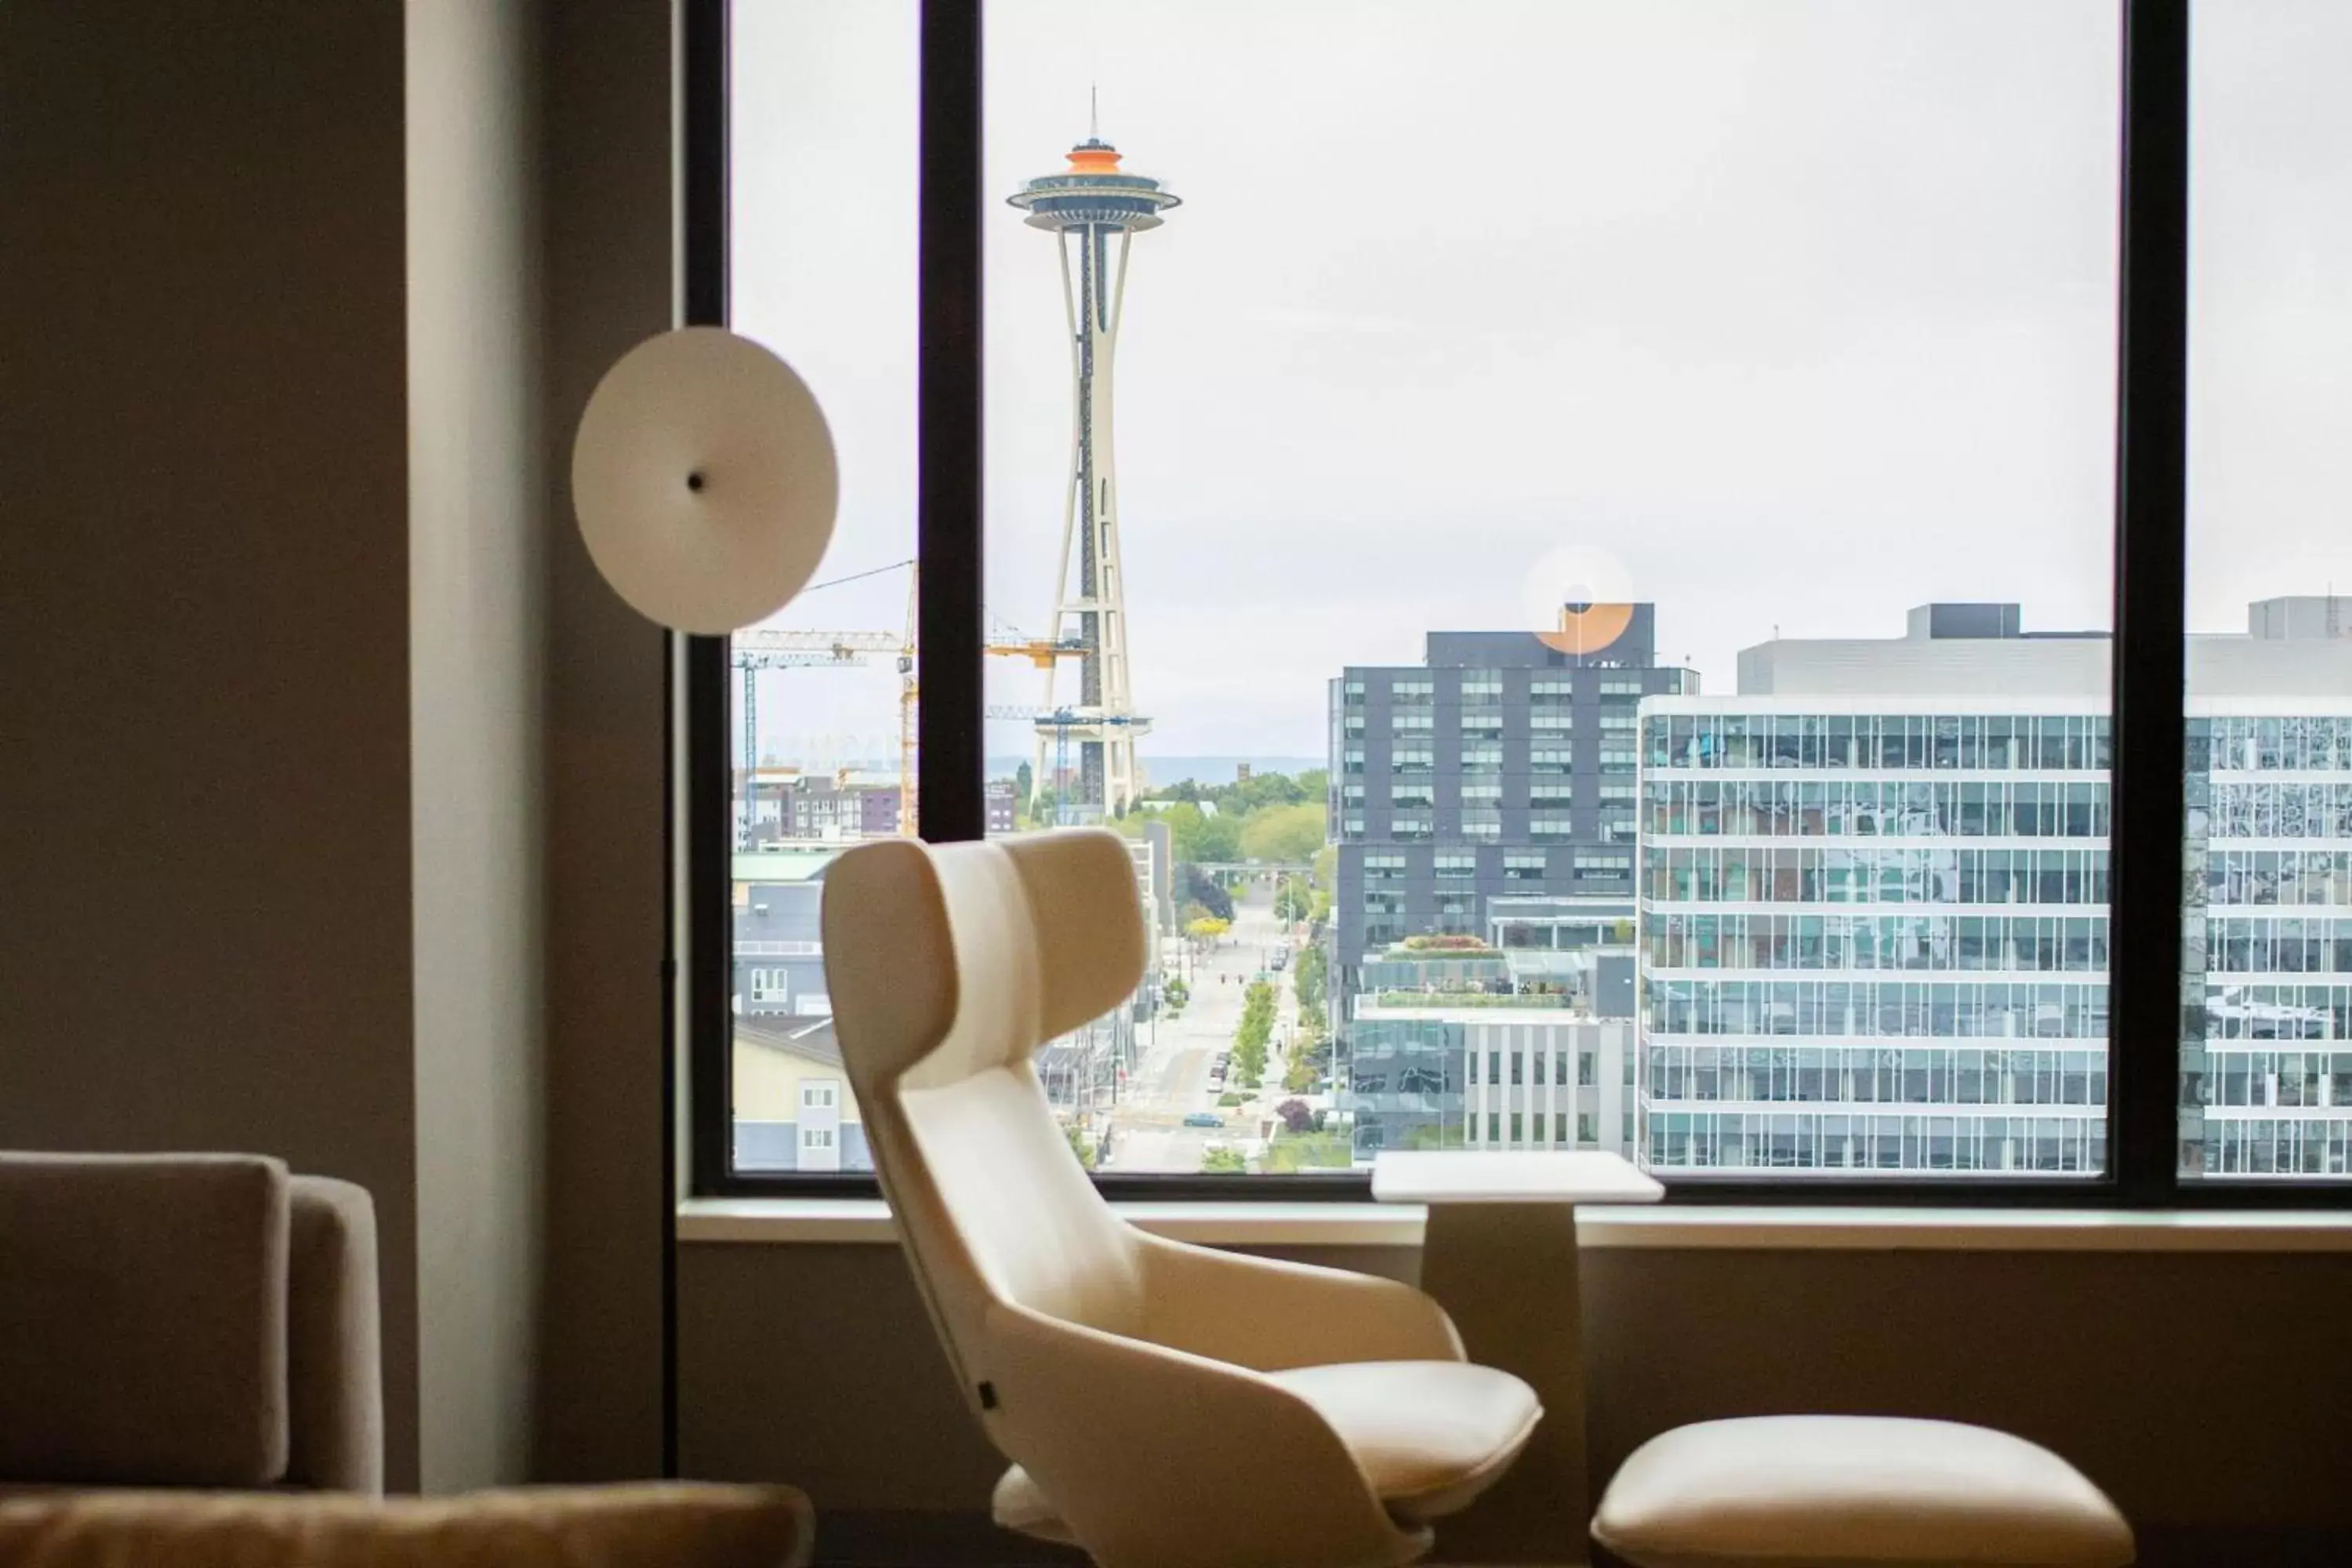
left=822, top=831, right=1149, bottom=1398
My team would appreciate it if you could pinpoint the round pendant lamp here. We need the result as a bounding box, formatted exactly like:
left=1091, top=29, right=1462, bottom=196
left=572, top=326, right=839, bottom=634
left=1525, top=544, right=1638, bottom=657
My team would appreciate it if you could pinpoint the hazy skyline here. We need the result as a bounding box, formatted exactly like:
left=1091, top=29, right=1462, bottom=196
left=731, top=0, right=2352, bottom=770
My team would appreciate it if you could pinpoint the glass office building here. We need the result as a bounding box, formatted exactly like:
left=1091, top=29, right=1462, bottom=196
left=2194, top=705, right=2352, bottom=1176
left=1637, top=600, right=2352, bottom=1177
left=1639, top=696, right=2114, bottom=1174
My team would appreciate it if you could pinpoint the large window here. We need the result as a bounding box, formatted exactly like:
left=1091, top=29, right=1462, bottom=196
left=2180, top=0, right=2352, bottom=1181
left=699, top=0, right=2350, bottom=1205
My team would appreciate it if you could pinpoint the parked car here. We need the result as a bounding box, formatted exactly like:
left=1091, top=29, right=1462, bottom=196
left=1182, top=1112, right=1224, bottom=1129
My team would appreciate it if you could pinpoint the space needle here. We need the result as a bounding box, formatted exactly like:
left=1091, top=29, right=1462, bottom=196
left=1008, top=119, right=1180, bottom=820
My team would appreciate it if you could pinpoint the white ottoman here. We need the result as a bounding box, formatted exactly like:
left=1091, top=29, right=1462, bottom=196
left=1592, top=1416, right=2135, bottom=1567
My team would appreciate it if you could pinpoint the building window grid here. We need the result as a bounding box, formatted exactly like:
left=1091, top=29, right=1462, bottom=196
left=1639, top=710, right=2137, bottom=1177
left=1646, top=711, right=2114, bottom=773
left=1644, top=777, right=2114, bottom=840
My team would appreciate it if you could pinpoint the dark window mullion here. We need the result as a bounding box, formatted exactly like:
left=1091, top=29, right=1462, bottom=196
left=917, top=0, right=985, bottom=842
left=2107, top=0, right=2192, bottom=1205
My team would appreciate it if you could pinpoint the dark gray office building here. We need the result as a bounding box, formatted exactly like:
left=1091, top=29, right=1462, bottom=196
left=1327, top=605, right=1694, bottom=1008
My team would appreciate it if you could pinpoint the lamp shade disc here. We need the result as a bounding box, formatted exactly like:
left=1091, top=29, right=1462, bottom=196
left=572, top=326, right=839, bottom=634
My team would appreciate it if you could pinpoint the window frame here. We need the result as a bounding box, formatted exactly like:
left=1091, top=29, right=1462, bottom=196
left=689, top=0, right=2352, bottom=1209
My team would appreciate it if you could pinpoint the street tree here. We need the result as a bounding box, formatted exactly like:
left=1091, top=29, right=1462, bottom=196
left=1193, top=810, right=1244, bottom=865
left=1240, top=801, right=1324, bottom=865
left=1179, top=862, right=1233, bottom=921
left=1294, top=941, right=1327, bottom=1013
left=1231, top=978, right=1276, bottom=1087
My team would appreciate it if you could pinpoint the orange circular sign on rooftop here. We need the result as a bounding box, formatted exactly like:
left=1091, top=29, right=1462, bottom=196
left=1537, top=602, right=1637, bottom=656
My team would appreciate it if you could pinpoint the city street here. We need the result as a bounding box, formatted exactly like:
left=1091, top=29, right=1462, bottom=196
left=1097, top=881, right=1298, bottom=1174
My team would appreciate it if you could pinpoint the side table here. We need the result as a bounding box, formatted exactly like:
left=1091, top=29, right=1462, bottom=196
left=1372, top=1149, right=1664, bottom=1565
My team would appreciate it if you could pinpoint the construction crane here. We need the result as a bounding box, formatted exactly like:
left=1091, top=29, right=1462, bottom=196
left=731, top=619, right=911, bottom=839
left=985, top=616, right=1085, bottom=670
left=731, top=638, right=873, bottom=844
left=738, top=558, right=1104, bottom=842
left=896, top=566, right=918, bottom=835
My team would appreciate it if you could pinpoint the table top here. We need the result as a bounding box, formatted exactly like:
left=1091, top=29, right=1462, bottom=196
left=1370, top=1149, right=1666, bottom=1206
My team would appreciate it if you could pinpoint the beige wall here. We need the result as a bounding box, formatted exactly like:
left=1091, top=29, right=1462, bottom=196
left=0, top=0, right=674, bottom=1492
left=678, top=1238, right=2352, bottom=1558
left=406, top=0, right=549, bottom=1493
left=0, top=0, right=423, bottom=1488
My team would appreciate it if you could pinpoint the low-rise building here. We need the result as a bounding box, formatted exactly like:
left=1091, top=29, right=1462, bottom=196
left=985, top=778, right=1018, bottom=834
left=1341, top=908, right=1639, bottom=1162
left=731, top=1017, right=869, bottom=1174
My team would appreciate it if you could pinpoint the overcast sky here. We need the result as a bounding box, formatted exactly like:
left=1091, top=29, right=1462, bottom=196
left=731, top=0, right=2352, bottom=769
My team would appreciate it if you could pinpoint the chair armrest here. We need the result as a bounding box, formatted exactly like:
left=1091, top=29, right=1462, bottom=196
left=284, top=1176, right=383, bottom=1493
left=982, top=1298, right=1426, bottom=1568
left=1132, top=1231, right=1463, bottom=1371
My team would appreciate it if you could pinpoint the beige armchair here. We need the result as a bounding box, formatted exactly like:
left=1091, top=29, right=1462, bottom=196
left=0, top=1152, right=382, bottom=1495
left=823, top=829, right=1539, bottom=1568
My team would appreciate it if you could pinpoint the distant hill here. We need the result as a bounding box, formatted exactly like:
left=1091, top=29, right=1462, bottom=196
left=983, top=755, right=1323, bottom=788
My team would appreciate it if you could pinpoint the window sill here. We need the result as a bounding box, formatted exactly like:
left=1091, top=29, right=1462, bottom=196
left=677, top=1198, right=2352, bottom=1253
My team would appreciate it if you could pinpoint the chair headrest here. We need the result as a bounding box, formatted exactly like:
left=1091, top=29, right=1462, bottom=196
left=822, top=829, right=1147, bottom=1096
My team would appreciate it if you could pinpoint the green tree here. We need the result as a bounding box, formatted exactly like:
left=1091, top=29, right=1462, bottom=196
left=1193, top=809, right=1244, bottom=864
left=1015, top=760, right=1033, bottom=801
left=1262, top=1131, right=1352, bottom=1172
left=1294, top=941, right=1327, bottom=1014
left=1241, top=801, right=1325, bottom=865
left=1180, top=862, right=1234, bottom=920
left=1200, top=1146, right=1247, bottom=1174
left=1162, top=800, right=1207, bottom=862
left=1063, top=1123, right=1097, bottom=1171
left=1231, top=978, right=1276, bottom=1087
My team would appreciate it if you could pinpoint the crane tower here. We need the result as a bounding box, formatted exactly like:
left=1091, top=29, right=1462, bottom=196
left=1008, top=126, right=1178, bottom=819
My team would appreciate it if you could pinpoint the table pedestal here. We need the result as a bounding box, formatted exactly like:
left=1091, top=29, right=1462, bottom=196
left=1417, top=1201, right=1588, bottom=1565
